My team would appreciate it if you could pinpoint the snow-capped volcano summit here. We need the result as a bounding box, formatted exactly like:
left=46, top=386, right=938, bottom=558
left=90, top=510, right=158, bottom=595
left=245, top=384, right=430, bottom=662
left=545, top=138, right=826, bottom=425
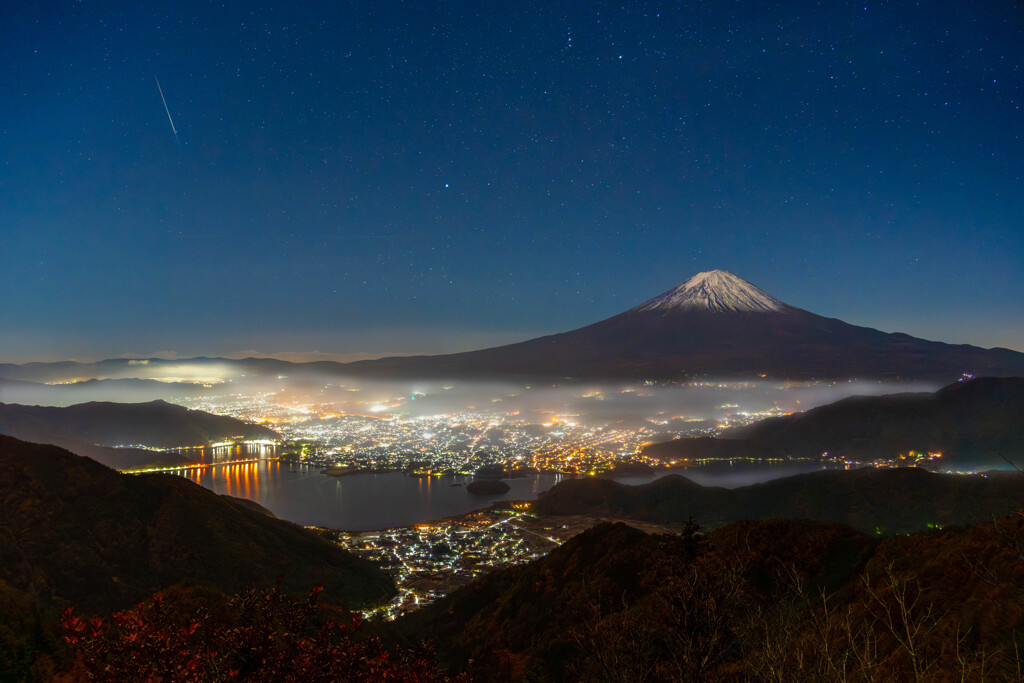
left=340, top=269, right=1024, bottom=381
left=636, top=270, right=787, bottom=313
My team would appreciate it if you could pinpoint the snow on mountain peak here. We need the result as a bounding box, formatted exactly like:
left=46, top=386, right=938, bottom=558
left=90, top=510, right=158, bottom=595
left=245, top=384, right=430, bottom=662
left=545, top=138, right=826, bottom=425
left=636, top=270, right=787, bottom=313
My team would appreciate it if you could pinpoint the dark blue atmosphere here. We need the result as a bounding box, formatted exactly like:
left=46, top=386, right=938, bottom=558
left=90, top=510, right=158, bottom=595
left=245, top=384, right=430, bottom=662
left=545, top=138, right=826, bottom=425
left=2, top=1, right=1021, bottom=361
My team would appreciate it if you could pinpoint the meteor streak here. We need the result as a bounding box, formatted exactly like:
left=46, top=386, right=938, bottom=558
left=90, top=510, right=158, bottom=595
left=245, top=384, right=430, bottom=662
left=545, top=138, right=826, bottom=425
left=154, top=75, right=179, bottom=145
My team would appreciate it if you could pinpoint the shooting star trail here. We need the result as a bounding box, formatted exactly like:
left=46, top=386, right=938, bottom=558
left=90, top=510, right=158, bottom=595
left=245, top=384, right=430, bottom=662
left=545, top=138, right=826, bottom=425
left=154, top=75, right=180, bottom=145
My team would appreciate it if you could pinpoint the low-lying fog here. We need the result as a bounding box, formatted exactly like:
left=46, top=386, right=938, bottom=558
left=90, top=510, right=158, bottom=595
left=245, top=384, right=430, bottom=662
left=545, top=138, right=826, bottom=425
left=0, top=359, right=943, bottom=426
left=296, top=378, right=942, bottom=427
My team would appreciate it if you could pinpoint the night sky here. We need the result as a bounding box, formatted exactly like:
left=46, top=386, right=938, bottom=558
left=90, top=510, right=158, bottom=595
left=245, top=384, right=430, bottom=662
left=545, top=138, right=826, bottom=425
left=3, top=1, right=1022, bottom=362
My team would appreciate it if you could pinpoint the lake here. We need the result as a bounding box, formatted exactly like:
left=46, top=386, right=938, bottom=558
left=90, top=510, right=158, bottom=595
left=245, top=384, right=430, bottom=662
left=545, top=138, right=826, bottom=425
left=177, top=457, right=829, bottom=530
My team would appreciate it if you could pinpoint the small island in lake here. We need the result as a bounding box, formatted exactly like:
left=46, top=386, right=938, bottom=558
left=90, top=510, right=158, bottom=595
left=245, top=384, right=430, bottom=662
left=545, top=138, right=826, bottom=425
left=466, top=479, right=511, bottom=494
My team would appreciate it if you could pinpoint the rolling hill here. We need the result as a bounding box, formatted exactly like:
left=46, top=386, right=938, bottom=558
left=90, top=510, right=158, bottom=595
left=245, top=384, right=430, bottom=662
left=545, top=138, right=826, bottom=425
left=0, top=434, right=396, bottom=679
left=0, top=399, right=279, bottom=469
left=532, top=466, right=1024, bottom=533
left=0, top=435, right=394, bottom=612
left=398, top=515, right=1024, bottom=680
left=643, top=376, right=1024, bottom=468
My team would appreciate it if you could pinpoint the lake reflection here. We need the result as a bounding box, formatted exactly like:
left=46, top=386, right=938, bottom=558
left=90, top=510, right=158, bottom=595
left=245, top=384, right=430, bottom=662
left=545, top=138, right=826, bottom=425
left=182, top=461, right=567, bottom=530
left=177, top=455, right=829, bottom=530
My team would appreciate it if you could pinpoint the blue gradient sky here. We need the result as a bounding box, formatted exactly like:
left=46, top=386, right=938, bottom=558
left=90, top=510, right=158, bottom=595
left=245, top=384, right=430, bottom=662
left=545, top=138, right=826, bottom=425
left=2, top=1, right=1022, bottom=361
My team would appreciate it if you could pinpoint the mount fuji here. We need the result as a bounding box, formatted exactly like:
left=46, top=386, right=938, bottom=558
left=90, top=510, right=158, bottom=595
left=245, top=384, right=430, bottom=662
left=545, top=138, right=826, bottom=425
left=342, top=270, right=1024, bottom=381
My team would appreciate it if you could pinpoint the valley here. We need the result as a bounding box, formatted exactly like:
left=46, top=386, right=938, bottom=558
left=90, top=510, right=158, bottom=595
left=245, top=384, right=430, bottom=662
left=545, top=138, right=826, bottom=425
left=1, top=272, right=1022, bottom=681
left=7, top=0, right=1021, bottom=676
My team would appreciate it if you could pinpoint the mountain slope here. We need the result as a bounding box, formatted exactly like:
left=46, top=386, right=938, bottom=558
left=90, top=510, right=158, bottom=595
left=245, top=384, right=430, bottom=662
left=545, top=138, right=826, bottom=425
left=341, top=270, right=1024, bottom=381
left=636, top=269, right=789, bottom=313
left=0, top=404, right=192, bottom=470
left=0, top=376, right=209, bottom=407
left=0, top=399, right=280, bottom=469
left=398, top=515, right=1024, bottom=681
left=3, top=271, right=1022, bottom=383
left=0, top=435, right=394, bottom=614
left=643, top=376, right=1024, bottom=467
left=0, top=399, right=277, bottom=448
left=532, top=466, right=1024, bottom=533
left=397, top=519, right=874, bottom=680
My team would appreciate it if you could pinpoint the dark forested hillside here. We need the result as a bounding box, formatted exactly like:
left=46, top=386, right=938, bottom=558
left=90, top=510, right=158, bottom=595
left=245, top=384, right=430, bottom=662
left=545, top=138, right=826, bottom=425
left=533, top=466, right=1024, bottom=534
left=0, top=399, right=281, bottom=469
left=0, top=435, right=394, bottom=679
left=643, top=376, right=1024, bottom=468
left=0, top=436, right=392, bottom=611
left=399, top=515, right=1024, bottom=681
left=0, top=399, right=278, bottom=448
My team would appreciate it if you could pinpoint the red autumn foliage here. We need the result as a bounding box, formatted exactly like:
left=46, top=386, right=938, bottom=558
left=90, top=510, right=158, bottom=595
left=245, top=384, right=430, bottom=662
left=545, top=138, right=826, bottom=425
left=62, top=584, right=464, bottom=682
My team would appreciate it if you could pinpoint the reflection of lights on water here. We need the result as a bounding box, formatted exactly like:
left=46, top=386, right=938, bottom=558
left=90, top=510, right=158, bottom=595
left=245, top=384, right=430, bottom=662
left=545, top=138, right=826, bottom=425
left=220, top=460, right=263, bottom=500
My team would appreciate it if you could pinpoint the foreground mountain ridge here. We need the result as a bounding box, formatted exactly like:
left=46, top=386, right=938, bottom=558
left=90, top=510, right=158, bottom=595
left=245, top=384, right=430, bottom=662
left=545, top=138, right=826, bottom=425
left=0, top=435, right=394, bottom=613
left=0, top=436, right=400, bottom=680
left=7, top=432, right=1024, bottom=680
left=398, top=515, right=1024, bottom=681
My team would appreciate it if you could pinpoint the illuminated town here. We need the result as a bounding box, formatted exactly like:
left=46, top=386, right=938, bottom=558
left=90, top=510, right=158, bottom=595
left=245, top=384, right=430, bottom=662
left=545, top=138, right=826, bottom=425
left=177, top=383, right=792, bottom=476
left=141, top=383, right=965, bottom=617
left=334, top=505, right=678, bottom=619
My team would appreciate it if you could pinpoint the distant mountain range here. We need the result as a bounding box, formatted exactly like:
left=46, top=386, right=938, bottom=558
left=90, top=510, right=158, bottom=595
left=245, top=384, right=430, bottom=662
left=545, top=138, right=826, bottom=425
left=0, top=399, right=279, bottom=469
left=0, top=375, right=208, bottom=406
left=3, top=270, right=1021, bottom=382
left=643, top=376, right=1024, bottom=468
left=0, top=357, right=318, bottom=384
left=532, top=466, right=1024, bottom=534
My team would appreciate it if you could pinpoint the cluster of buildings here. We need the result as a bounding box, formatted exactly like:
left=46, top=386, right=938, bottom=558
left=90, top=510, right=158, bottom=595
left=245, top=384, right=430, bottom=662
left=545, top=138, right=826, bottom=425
left=181, top=389, right=787, bottom=476
left=336, top=506, right=563, bottom=619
